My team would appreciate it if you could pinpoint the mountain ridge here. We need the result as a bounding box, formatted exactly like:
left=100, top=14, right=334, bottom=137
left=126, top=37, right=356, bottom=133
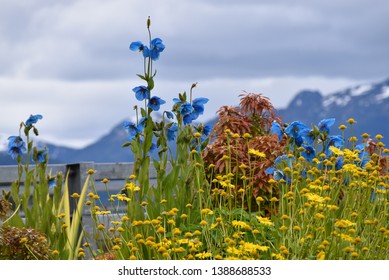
left=1, top=77, right=388, bottom=164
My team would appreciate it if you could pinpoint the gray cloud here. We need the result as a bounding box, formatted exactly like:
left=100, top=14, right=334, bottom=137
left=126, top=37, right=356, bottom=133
left=1, top=0, right=388, bottom=80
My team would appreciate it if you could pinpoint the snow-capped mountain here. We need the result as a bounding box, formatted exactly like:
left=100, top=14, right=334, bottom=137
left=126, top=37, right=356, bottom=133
left=277, top=78, right=389, bottom=140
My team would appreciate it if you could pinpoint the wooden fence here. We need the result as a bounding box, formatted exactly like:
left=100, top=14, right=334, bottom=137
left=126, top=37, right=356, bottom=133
left=0, top=162, right=170, bottom=212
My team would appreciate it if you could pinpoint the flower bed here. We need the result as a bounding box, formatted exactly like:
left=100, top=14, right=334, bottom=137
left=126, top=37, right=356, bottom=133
left=1, top=18, right=387, bottom=260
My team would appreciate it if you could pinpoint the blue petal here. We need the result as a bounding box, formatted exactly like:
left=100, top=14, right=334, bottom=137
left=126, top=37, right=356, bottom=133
left=26, top=114, right=43, bottom=126
left=192, top=97, right=209, bottom=105
left=318, top=118, right=335, bottom=133
left=142, top=46, right=150, bottom=58
left=129, top=41, right=144, bottom=51
left=271, top=121, right=283, bottom=142
left=265, top=166, right=275, bottom=175
left=166, top=111, right=174, bottom=119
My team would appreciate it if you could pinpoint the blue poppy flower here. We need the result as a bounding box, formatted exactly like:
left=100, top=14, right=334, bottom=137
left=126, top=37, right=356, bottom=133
left=129, top=41, right=150, bottom=58
left=183, top=113, right=195, bottom=125
left=137, top=117, right=148, bottom=132
left=191, top=97, right=209, bottom=117
left=325, top=135, right=344, bottom=156
left=273, top=169, right=285, bottom=181
left=36, top=148, right=47, bottom=163
left=173, top=98, right=181, bottom=104
left=274, top=154, right=294, bottom=168
left=26, top=114, right=43, bottom=126
left=335, top=157, right=343, bottom=170
left=302, top=130, right=315, bottom=145
left=191, top=105, right=204, bottom=117
left=265, top=166, right=275, bottom=175
left=132, top=85, right=150, bottom=101
left=203, top=125, right=212, bottom=136
left=130, top=41, right=144, bottom=51
left=179, top=102, right=194, bottom=116
left=359, top=151, right=370, bottom=168
left=8, top=136, right=25, bottom=149
left=149, top=38, right=165, bottom=60
left=7, top=136, right=26, bottom=159
left=301, top=144, right=316, bottom=162
left=165, top=111, right=174, bottom=120
left=271, top=121, right=283, bottom=142
left=193, top=97, right=209, bottom=106
left=318, top=118, right=335, bottom=133
left=285, top=121, right=308, bottom=139
left=355, top=143, right=369, bottom=151
left=123, top=121, right=140, bottom=140
left=167, top=124, right=178, bottom=141
left=148, top=96, right=166, bottom=111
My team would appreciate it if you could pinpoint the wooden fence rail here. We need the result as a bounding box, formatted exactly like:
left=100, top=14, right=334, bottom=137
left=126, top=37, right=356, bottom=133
left=0, top=162, right=170, bottom=213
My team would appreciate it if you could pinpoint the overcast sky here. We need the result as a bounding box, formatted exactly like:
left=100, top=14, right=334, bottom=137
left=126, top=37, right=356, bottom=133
left=1, top=0, right=389, bottom=149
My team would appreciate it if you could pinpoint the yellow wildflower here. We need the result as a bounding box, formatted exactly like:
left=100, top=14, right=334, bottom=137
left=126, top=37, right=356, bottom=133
left=317, top=251, right=325, bottom=260
left=272, top=253, right=285, bottom=260
left=339, top=124, right=347, bottom=130
left=97, top=224, right=105, bottom=230
left=335, top=219, right=356, bottom=228
left=126, top=182, right=140, bottom=192
left=329, top=146, right=344, bottom=156
left=256, top=216, right=273, bottom=226
left=248, top=149, right=266, bottom=158
left=201, top=208, right=214, bottom=215
left=315, top=213, right=325, bottom=219
left=20, top=237, right=28, bottom=244
left=101, top=178, right=110, bottom=183
left=305, top=193, right=325, bottom=203
left=232, top=220, right=250, bottom=229
left=293, top=226, right=301, bottom=231
left=242, top=133, right=252, bottom=139
left=87, top=169, right=95, bottom=175
left=195, top=252, right=213, bottom=259
left=70, top=193, right=80, bottom=199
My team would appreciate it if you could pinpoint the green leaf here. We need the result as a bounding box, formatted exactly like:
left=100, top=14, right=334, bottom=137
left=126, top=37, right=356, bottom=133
left=122, top=141, right=132, bottom=148
left=10, top=180, right=20, bottom=206
left=3, top=201, right=23, bottom=226
left=153, top=159, right=160, bottom=171
left=136, top=74, right=147, bottom=81
left=141, top=108, right=147, bottom=117
left=147, top=77, right=154, bottom=91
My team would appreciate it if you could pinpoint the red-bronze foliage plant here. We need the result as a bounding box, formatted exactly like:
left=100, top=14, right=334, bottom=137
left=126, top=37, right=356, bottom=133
left=203, top=92, right=285, bottom=213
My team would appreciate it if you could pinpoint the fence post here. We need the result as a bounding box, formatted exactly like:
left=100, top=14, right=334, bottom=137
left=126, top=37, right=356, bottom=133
left=65, top=162, right=94, bottom=214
